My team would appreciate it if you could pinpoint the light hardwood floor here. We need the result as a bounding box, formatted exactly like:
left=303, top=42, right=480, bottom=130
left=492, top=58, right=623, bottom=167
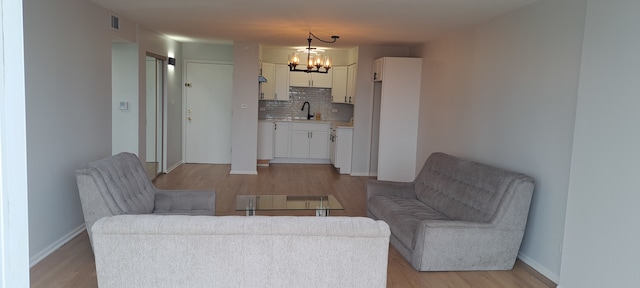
left=30, top=163, right=556, bottom=288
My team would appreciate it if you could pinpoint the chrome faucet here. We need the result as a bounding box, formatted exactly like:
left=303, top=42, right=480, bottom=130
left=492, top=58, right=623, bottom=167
left=301, top=101, right=313, bottom=120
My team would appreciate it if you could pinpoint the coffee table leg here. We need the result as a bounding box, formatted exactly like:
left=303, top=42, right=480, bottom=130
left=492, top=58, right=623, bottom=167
left=315, top=208, right=329, bottom=217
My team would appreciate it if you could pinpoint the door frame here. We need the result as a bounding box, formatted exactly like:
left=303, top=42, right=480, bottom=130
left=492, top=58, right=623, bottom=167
left=145, top=52, right=168, bottom=176
left=181, top=59, right=234, bottom=163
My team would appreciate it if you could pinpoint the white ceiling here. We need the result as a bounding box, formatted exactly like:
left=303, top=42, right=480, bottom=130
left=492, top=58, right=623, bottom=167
left=91, top=0, right=537, bottom=48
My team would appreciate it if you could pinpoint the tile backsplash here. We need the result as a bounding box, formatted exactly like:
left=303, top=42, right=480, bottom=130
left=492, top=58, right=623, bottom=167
left=258, top=87, right=354, bottom=122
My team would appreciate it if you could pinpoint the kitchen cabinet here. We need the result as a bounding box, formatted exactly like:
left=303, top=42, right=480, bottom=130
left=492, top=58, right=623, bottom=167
left=274, top=64, right=290, bottom=100
left=260, top=62, right=274, bottom=100
left=347, top=64, right=357, bottom=104
left=372, top=58, right=384, bottom=81
left=374, top=57, right=422, bottom=182
left=290, top=122, right=330, bottom=159
left=257, top=121, right=274, bottom=160
left=331, top=64, right=357, bottom=104
left=331, top=66, right=348, bottom=103
left=260, top=63, right=289, bottom=100
left=289, top=69, right=333, bottom=88
left=273, top=121, right=291, bottom=158
left=331, top=126, right=353, bottom=174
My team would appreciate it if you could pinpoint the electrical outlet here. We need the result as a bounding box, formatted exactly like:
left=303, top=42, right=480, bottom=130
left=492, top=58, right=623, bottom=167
left=240, top=104, right=248, bottom=109
left=331, top=108, right=338, bottom=113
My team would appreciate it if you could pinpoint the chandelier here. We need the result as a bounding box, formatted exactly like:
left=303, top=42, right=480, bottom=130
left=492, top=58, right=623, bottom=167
left=288, top=31, right=339, bottom=73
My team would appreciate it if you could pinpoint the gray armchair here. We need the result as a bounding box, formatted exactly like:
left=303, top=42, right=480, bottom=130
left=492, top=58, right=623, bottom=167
left=75, top=152, right=216, bottom=246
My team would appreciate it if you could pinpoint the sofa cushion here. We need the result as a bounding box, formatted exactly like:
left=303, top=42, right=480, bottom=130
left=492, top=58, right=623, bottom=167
left=414, top=152, right=520, bottom=223
left=368, top=196, right=449, bottom=250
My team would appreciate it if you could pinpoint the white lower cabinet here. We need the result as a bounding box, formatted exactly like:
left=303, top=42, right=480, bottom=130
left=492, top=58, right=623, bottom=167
left=273, top=121, right=291, bottom=158
left=332, top=126, right=353, bottom=174
left=290, top=122, right=330, bottom=159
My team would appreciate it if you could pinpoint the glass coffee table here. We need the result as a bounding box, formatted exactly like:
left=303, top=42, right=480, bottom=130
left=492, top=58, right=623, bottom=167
left=236, top=195, right=344, bottom=216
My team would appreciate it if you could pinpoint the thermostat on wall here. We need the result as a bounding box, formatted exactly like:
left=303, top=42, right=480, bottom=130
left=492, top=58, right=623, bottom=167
left=119, top=101, right=129, bottom=110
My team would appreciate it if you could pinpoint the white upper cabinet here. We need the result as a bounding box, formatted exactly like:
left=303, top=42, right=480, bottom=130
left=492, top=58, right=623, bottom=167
left=260, top=62, right=275, bottom=100
left=373, top=58, right=384, bottom=81
left=289, top=69, right=333, bottom=88
left=274, top=64, right=290, bottom=101
left=346, top=64, right=357, bottom=104
left=260, top=62, right=289, bottom=101
left=331, top=64, right=357, bottom=104
left=331, top=66, right=348, bottom=103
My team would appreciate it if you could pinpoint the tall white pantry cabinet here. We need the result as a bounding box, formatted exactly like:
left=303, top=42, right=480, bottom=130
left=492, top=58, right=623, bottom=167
left=373, top=57, right=422, bottom=182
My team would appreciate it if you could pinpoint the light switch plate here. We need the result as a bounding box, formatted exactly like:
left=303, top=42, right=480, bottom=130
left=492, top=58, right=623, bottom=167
left=119, top=101, right=129, bottom=110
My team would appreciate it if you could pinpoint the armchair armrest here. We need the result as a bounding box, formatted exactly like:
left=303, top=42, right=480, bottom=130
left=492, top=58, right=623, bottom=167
left=154, top=189, right=216, bottom=215
left=411, top=219, right=524, bottom=271
left=367, top=179, right=416, bottom=200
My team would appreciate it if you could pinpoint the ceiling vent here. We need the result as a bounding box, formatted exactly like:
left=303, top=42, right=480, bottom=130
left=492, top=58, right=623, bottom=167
left=110, top=15, right=120, bottom=30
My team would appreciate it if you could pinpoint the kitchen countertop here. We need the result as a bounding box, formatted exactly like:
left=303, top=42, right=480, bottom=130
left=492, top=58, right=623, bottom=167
left=259, top=118, right=353, bottom=128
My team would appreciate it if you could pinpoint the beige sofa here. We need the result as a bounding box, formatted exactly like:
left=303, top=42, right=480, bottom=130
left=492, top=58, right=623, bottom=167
left=367, top=152, right=534, bottom=271
left=92, top=215, right=391, bottom=288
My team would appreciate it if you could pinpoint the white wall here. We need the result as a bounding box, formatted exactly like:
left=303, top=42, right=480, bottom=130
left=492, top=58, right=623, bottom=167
left=1, top=0, right=29, bottom=285
left=23, top=0, right=112, bottom=264
left=230, top=42, right=259, bottom=174
left=112, top=43, right=139, bottom=155
left=182, top=42, right=233, bottom=62
left=411, top=0, right=586, bottom=281
left=559, top=1, right=640, bottom=287
left=350, top=46, right=411, bottom=176
left=23, top=0, right=184, bottom=266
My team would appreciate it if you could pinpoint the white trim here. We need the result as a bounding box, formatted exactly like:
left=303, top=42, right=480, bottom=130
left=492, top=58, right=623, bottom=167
left=518, top=252, right=559, bottom=284
left=349, top=172, right=371, bottom=177
left=230, top=170, right=258, bottom=175
left=166, top=161, right=182, bottom=173
left=29, top=225, right=86, bottom=267
left=1, top=0, right=29, bottom=286
left=269, top=158, right=331, bottom=164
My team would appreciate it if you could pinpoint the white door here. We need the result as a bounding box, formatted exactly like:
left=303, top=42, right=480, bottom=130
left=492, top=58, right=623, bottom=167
left=185, top=62, right=233, bottom=164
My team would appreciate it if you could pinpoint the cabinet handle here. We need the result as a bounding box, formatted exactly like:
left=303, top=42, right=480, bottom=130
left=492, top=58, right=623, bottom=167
left=373, top=72, right=377, bottom=80
left=344, top=96, right=347, bottom=102
left=349, top=96, right=352, bottom=103
left=274, top=123, right=277, bottom=130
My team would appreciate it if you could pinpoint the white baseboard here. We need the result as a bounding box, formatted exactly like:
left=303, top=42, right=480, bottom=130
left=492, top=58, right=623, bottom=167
left=30, top=224, right=86, bottom=267
left=269, top=158, right=331, bottom=164
left=230, top=170, right=258, bottom=175
left=518, top=252, right=560, bottom=284
left=166, top=161, right=183, bottom=173
left=350, top=172, right=373, bottom=177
